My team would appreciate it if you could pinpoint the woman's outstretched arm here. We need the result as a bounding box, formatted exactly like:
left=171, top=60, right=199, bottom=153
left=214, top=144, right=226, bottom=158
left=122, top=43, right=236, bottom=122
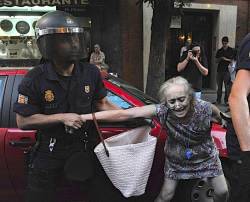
left=211, top=104, right=222, bottom=124
left=81, top=104, right=156, bottom=122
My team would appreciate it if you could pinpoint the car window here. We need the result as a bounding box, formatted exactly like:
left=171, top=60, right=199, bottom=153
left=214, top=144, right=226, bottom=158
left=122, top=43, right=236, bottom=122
left=106, top=91, right=132, bottom=109
left=0, top=76, right=7, bottom=107
left=107, top=76, right=158, bottom=105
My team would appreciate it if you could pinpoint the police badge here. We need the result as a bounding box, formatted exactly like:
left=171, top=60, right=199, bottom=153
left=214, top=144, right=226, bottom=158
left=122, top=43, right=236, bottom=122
left=44, top=90, right=55, bottom=102
left=84, top=85, right=90, bottom=93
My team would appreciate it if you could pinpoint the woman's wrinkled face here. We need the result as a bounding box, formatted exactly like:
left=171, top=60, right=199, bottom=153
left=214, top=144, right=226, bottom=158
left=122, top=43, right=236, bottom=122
left=164, top=84, right=191, bottom=118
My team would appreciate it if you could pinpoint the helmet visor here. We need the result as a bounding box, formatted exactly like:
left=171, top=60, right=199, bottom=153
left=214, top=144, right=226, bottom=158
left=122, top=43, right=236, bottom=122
left=37, top=33, right=87, bottom=61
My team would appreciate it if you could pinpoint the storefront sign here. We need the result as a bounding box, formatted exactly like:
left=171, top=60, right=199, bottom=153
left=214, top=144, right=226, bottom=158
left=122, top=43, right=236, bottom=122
left=170, top=15, right=181, bottom=29
left=0, top=0, right=88, bottom=6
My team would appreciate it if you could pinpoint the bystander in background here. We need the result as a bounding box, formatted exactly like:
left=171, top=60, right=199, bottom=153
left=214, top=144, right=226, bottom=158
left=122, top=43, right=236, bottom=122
left=228, top=48, right=237, bottom=93
left=0, top=40, right=9, bottom=59
left=214, top=36, right=234, bottom=105
left=20, top=40, right=41, bottom=59
left=180, top=40, right=191, bottom=58
left=89, top=44, right=105, bottom=69
left=177, top=42, right=208, bottom=99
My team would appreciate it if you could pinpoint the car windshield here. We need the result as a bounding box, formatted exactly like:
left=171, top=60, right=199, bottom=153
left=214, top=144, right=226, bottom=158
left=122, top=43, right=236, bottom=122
left=107, top=76, right=158, bottom=105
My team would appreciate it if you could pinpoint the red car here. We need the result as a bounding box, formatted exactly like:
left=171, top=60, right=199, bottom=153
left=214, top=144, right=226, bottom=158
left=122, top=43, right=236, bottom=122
left=0, top=67, right=228, bottom=202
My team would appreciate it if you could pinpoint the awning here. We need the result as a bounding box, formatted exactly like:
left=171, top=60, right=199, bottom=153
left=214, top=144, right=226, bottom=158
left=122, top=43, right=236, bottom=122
left=0, top=0, right=88, bottom=7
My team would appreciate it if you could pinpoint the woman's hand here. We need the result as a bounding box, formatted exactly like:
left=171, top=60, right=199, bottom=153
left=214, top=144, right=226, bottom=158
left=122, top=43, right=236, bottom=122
left=61, top=113, right=84, bottom=129
left=220, top=112, right=231, bottom=128
left=187, top=50, right=192, bottom=60
left=190, top=54, right=198, bottom=62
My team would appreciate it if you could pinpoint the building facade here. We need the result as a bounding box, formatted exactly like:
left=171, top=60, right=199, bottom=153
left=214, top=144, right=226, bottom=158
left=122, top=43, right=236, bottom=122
left=143, top=0, right=250, bottom=90
left=0, top=0, right=249, bottom=91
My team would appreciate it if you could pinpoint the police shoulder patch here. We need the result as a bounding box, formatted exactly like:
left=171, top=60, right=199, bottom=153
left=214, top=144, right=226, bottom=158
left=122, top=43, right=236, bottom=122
left=18, top=94, right=28, bottom=104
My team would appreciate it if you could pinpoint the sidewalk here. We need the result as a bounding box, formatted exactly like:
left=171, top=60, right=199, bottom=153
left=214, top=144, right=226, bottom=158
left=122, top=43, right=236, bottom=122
left=201, top=89, right=228, bottom=112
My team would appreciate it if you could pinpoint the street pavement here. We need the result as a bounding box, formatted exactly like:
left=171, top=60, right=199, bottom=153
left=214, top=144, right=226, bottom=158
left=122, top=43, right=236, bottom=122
left=201, top=89, right=228, bottom=112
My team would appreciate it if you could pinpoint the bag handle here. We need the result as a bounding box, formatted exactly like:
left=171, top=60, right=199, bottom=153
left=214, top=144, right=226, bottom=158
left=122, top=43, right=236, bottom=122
left=92, top=113, right=110, bottom=157
left=92, top=113, right=164, bottom=156
left=157, top=122, right=163, bottom=140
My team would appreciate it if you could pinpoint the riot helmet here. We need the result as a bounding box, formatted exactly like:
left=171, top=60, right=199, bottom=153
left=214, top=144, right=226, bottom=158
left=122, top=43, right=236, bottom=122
left=35, top=10, right=88, bottom=61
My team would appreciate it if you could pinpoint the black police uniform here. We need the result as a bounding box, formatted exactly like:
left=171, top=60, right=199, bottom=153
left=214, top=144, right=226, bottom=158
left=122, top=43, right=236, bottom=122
left=226, top=33, right=250, bottom=202
left=226, top=121, right=244, bottom=202
left=13, top=62, right=128, bottom=202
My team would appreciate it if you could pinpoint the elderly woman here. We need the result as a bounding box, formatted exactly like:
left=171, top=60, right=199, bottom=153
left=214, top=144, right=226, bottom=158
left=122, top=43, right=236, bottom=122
left=80, top=76, right=228, bottom=202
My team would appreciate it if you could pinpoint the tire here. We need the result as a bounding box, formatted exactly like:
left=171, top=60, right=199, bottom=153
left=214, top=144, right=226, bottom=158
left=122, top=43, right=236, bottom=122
left=172, top=158, right=231, bottom=202
left=172, top=178, right=214, bottom=202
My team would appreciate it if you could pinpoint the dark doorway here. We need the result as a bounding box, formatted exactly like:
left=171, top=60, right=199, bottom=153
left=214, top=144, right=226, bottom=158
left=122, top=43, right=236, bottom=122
left=167, top=11, right=213, bottom=88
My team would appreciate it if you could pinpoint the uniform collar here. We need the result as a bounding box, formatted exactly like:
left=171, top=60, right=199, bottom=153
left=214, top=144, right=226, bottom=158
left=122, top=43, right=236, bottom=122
left=46, top=62, right=80, bottom=81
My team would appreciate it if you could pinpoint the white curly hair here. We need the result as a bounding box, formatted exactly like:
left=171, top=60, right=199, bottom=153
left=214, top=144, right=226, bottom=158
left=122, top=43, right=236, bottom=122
left=158, top=76, right=194, bottom=103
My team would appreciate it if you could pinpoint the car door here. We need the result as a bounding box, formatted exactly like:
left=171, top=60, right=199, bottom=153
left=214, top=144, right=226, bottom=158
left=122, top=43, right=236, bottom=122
left=3, top=75, right=152, bottom=202
left=4, top=73, right=36, bottom=202
left=0, top=75, right=21, bottom=202
left=100, top=86, right=166, bottom=199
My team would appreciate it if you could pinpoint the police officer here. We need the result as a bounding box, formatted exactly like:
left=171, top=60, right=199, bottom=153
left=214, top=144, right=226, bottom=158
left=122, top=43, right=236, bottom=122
left=13, top=11, right=122, bottom=202
left=229, top=33, right=250, bottom=201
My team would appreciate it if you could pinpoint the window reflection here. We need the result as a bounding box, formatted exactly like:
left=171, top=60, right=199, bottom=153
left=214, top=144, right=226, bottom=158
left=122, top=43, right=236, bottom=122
left=0, top=36, right=41, bottom=67
left=107, top=91, right=132, bottom=109
left=0, top=76, right=6, bottom=107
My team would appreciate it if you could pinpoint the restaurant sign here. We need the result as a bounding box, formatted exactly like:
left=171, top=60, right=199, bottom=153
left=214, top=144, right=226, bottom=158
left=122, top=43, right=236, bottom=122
left=0, top=0, right=88, bottom=6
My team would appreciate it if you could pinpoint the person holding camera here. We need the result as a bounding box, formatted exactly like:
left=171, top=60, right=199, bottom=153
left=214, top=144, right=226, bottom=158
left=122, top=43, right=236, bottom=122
left=177, top=42, right=208, bottom=99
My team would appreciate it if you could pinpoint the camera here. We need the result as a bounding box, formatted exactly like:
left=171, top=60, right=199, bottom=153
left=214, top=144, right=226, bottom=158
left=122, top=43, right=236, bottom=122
left=192, top=50, right=198, bottom=57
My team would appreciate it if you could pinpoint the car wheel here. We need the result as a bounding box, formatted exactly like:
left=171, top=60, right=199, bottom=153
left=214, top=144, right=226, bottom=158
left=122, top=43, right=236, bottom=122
left=172, top=178, right=214, bottom=202
left=190, top=178, right=214, bottom=202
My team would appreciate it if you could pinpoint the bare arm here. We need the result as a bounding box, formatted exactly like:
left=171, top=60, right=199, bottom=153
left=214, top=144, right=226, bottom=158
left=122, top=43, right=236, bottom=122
left=16, top=98, right=118, bottom=130
left=90, top=52, right=105, bottom=65
left=193, top=58, right=208, bottom=76
left=81, top=104, right=156, bottom=122
left=229, top=69, right=250, bottom=151
left=222, top=57, right=232, bottom=62
left=96, top=97, right=121, bottom=111
left=216, top=56, right=231, bottom=63
left=89, top=53, right=94, bottom=64
left=177, top=51, right=192, bottom=72
left=96, top=52, right=105, bottom=64
left=16, top=113, right=83, bottom=130
left=211, top=104, right=222, bottom=124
